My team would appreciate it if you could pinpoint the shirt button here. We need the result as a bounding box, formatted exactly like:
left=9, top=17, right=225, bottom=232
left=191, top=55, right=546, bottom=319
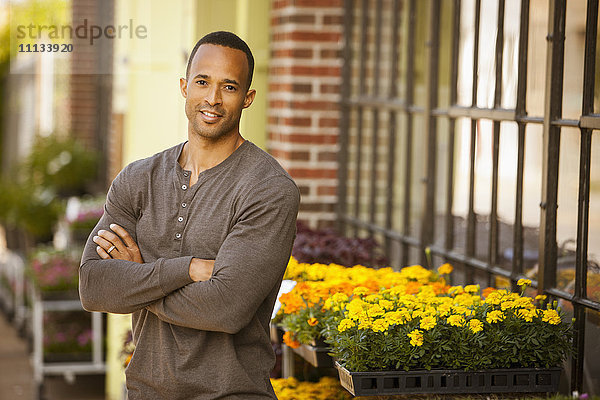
left=181, top=184, right=188, bottom=190
left=175, top=233, right=182, bottom=239
left=182, top=203, right=187, bottom=208
left=178, top=216, right=184, bottom=222
left=183, top=172, right=189, bottom=177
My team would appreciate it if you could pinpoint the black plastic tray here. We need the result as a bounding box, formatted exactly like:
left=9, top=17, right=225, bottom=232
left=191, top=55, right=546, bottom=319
left=335, top=362, right=561, bottom=396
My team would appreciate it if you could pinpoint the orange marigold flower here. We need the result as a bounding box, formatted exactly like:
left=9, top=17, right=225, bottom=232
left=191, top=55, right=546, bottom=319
left=282, top=331, right=301, bottom=349
left=307, top=317, right=319, bottom=326
left=481, top=287, right=496, bottom=298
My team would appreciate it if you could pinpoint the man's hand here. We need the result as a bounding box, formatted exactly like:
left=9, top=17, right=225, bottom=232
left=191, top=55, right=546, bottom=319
left=189, top=258, right=215, bottom=282
left=93, top=224, right=144, bottom=263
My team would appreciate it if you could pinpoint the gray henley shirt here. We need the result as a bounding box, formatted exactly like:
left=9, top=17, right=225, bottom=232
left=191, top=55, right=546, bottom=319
left=79, top=140, right=300, bottom=399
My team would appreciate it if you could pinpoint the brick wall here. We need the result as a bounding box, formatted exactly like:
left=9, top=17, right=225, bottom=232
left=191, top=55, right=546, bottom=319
left=268, top=0, right=344, bottom=229
left=70, top=0, right=114, bottom=188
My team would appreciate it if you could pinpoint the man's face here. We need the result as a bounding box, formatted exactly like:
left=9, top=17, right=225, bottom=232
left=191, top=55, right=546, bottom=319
left=180, top=44, right=255, bottom=141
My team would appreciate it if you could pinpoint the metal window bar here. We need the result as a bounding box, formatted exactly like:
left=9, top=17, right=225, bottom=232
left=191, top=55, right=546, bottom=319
left=338, top=0, right=600, bottom=394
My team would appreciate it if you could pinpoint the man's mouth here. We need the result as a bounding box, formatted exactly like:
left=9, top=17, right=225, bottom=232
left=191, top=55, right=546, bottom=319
left=200, top=110, right=221, bottom=117
left=198, top=110, right=223, bottom=123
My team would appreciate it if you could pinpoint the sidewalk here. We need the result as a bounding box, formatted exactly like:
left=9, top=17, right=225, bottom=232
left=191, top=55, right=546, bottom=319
left=0, top=313, right=105, bottom=400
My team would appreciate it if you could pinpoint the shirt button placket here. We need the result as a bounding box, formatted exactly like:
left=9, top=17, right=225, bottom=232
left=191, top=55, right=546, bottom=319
left=176, top=171, right=191, bottom=245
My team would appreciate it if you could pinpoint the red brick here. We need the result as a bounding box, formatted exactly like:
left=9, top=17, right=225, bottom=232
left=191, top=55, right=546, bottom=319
left=271, top=48, right=314, bottom=59
left=320, top=48, right=342, bottom=59
left=318, top=151, right=338, bottom=162
left=288, top=168, right=337, bottom=179
left=299, top=202, right=336, bottom=212
left=294, top=0, right=342, bottom=7
left=291, top=100, right=338, bottom=111
left=298, top=185, right=311, bottom=196
left=320, top=83, right=341, bottom=94
left=270, top=149, right=311, bottom=161
left=317, top=185, right=338, bottom=196
left=272, top=0, right=291, bottom=9
left=290, top=65, right=341, bottom=77
left=293, top=83, right=314, bottom=93
left=269, top=99, right=289, bottom=109
left=288, top=134, right=338, bottom=144
left=290, top=31, right=342, bottom=42
left=319, top=117, right=339, bottom=127
left=323, top=15, right=344, bottom=25
left=273, top=15, right=315, bottom=25
left=282, top=117, right=312, bottom=127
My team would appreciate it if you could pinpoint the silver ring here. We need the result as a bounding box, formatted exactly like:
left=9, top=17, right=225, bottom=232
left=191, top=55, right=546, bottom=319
left=107, top=245, right=116, bottom=254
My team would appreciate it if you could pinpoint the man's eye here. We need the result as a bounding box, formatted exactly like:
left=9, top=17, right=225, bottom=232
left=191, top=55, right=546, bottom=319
left=225, top=85, right=236, bottom=91
left=196, top=80, right=207, bottom=85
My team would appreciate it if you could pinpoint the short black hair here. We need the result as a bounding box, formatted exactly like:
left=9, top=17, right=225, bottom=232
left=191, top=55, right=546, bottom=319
left=185, top=31, right=254, bottom=90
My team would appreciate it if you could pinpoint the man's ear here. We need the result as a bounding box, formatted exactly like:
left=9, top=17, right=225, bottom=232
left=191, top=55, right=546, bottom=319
left=180, top=78, right=188, bottom=98
left=243, top=89, right=256, bottom=109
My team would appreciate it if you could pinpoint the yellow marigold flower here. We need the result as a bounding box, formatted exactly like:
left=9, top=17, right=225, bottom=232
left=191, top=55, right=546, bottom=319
left=517, top=308, right=536, bottom=322
left=384, top=311, right=404, bottom=325
left=407, top=329, right=424, bottom=347
left=420, top=315, right=437, bottom=331
left=307, top=317, right=318, bottom=326
left=371, top=318, right=389, bottom=333
left=367, top=304, right=385, bottom=318
left=399, top=309, right=412, bottom=322
left=464, top=284, right=479, bottom=294
left=437, top=302, right=452, bottom=317
left=486, top=310, right=505, bottom=324
left=514, top=297, right=534, bottom=309
left=449, top=286, right=464, bottom=295
left=331, top=292, right=349, bottom=302
left=542, top=309, right=561, bottom=325
left=447, top=314, right=465, bottom=327
left=454, top=293, right=477, bottom=307
left=379, top=299, right=395, bottom=310
left=500, top=300, right=516, bottom=311
left=353, top=286, right=369, bottom=296
left=438, top=263, right=453, bottom=275
left=365, top=294, right=379, bottom=303
left=337, top=318, right=356, bottom=332
left=484, top=294, right=501, bottom=306
left=535, top=294, right=547, bottom=301
left=451, top=305, right=469, bottom=315
left=517, top=278, right=532, bottom=287
left=468, top=319, right=483, bottom=333
left=358, top=318, right=373, bottom=330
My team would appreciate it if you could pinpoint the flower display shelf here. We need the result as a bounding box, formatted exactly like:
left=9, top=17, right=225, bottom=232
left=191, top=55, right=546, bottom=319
left=335, top=362, right=561, bottom=396
left=291, top=340, right=333, bottom=368
left=30, top=286, right=105, bottom=395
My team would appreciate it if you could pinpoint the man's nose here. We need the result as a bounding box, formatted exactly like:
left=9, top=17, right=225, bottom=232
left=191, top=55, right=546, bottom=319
left=205, top=85, right=222, bottom=106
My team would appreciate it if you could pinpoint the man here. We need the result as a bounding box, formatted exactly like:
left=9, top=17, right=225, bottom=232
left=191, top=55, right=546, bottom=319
left=79, top=31, right=300, bottom=399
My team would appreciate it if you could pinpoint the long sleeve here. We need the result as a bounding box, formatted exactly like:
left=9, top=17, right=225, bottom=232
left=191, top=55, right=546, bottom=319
left=79, top=166, right=194, bottom=314
left=145, top=176, right=300, bottom=334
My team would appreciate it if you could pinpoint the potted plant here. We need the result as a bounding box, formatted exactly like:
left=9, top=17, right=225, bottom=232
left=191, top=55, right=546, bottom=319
left=323, top=279, right=571, bottom=396
left=273, top=258, right=450, bottom=367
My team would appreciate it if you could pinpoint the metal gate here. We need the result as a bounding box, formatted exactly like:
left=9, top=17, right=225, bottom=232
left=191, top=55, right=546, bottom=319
left=337, top=0, right=600, bottom=394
